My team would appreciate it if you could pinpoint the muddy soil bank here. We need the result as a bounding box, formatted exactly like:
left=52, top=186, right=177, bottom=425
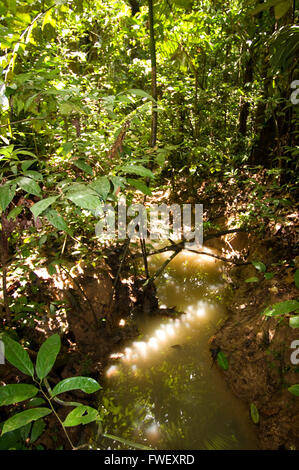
left=210, top=232, right=299, bottom=450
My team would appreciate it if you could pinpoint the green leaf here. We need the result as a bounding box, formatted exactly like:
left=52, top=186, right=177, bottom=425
left=63, top=405, right=100, bottom=427
left=264, top=272, right=274, bottom=280
left=0, top=384, right=38, bottom=406
left=289, top=316, right=299, bottom=329
left=103, top=433, right=152, bottom=450
left=261, top=300, right=299, bottom=317
left=30, top=419, right=46, bottom=443
left=21, top=159, right=37, bottom=171
left=109, top=176, right=125, bottom=193
left=245, top=277, right=259, bottom=283
left=0, top=183, right=16, bottom=212
left=27, top=397, right=46, bottom=408
left=126, top=88, right=155, bottom=102
left=1, top=408, right=51, bottom=436
left=7, top=206, right=22, bottom=220
left=36, top=334, right=61, bottom=380
left=217, top=351, right=229, bottom=370
left=288, top=384, right=299, bottom=396
left=274, top=0, right=292, bottom=19
left=47, top=263, right=57, bottom=276
left=18, top=177, right=41, bottom=196
left=294, top=270, right=299, bottom=289
left=251, top=0, right=287, bottom=16
left=46, top=209, right=71, bottom=234
left=30, top=196, right=58, bottom=220
left=90, top=177, right=111, bottom=200
left=67, top=192, right=101, bottom=211
left=51, top=377, right=101, bottom=397
left=1, top=334, right=34, bottom=376
left=73, top=160, right=93, bottom=176
left=23, top=171, right=43, bottom=181
left=252, top=261, right=266, bottom=273
left=121, top=165, right=154, bottom=179
left=127, top=178, right=152, bottom=196
left=250, top=403, right=259, bottom=424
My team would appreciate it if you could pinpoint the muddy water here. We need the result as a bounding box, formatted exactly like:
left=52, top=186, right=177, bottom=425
left=98, top=248, right=259, bottom=450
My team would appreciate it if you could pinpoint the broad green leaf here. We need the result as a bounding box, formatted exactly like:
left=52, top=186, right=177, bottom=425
left=0, top=384, right=38, bottom=406
left=73, top=160, right=93, bottom=176
left=21, top=159, right=36, bottom=171
left=27, top=397, right=46, bottom=408
left=90, top=177, right=111, bottom=200
left=0, top=183, right=16, bottom=211
left=251, top=0, right=287, bottom=16
left=59, top=102, right=75, bottom=115
left=261, top=300, right=299, bottom=317
left=274, top=0, right=292, bottom=19
left=47, top=263, right=57, bottom=276
left=46, top=209, right=70, bottom=234
left=109, top=176, right=125, bottom=193
left=245, top=277, right=259, bottom=283
left=18, top=177, right=41, bottom=196
left=23, top=171, right=43, bottom=181
left=127, top=178, right=152, bottom=196
left=288, top=384, right=299, bottom=396
left=289, top=316, right=299, bottom=329
left=36, top=334, right=61, bottom=380
left=252, top=261, right=266, bottom=273
left=1, top=334, right=34, bottom=376
left=294, top=270, right=299, bottom=289
left=67, top=192, right=101, bottom=211
left=250, top=403, right=259, bottom=424
left=51, top=377, right=101, bottom=397
left=1, top=408, right=51, bottom=436
left=103, top=433, right=152, bottom=450
left=63, top=406, right=100, bottom=427
left=217, top=351, right=229, bottom=371
left=121, top=165, right=154, bottom=179
left=7, top=206, right=22, bottom=220
left=126, top=88, right=155, bottom=102
left=30, top=419, right=46, bottom=443
left=264, top=272, right=274, bottom=280
left=30, top=196, right=58, bottom=220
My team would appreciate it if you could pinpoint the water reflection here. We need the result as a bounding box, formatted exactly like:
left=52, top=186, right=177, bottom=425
left=98, top=248, right=259, bottom=450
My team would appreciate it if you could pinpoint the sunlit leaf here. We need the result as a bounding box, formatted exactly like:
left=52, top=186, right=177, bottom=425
left=288, top=384, right=299, bottom=396
left=0, top=384, right=38, bottom=406
left=36, top=334, right=61, bottom=380
left=250, top=403, right=259, bottom=424
left=1, top=334, right=34, bottom=376
left=289, top=316, right=299, bottom=329
left=217, top=351, right=229, bottom=370
left=1, top=408, right=51, bottom=436
left=51, top=377, right=101, bottom=397
left=261, top=300, right=299, bottom=317
left=63, top=406, right=100, bottom=427
left=30, top=196, right=58, bottom=220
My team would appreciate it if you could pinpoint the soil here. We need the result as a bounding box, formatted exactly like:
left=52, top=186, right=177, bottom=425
left=211, top=231, right=299, bottom=450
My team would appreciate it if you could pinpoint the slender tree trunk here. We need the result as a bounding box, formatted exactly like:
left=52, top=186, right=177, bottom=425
left=148, top=0, right=157, bottom=149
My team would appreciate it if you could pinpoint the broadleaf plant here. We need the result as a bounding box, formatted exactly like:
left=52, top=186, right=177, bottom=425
left=0, top=333, right=102, bottom=449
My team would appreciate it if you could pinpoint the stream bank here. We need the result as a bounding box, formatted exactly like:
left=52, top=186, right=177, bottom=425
left=211, top=231, right=299, bottom=450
